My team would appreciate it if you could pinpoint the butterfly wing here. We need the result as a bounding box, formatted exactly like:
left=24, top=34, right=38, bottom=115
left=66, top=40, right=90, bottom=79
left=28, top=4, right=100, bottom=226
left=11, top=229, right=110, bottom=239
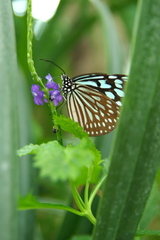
left=73, top=73, right=127, bottom=105
left=66, top=84, right=120, bottom=136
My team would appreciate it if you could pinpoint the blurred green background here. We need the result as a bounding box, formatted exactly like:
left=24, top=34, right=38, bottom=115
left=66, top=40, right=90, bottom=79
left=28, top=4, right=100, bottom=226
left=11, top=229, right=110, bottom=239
left=1, top=0, right=160, bottom=239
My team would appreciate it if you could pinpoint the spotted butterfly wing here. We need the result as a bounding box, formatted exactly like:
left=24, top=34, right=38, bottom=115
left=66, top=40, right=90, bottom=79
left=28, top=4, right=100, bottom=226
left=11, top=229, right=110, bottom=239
left=61, top=73, right=127, bottom=136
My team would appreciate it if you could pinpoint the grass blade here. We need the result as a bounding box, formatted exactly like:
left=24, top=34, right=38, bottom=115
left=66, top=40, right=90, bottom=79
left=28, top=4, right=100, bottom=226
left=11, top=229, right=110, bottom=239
left=0, top=1, right=19, bottom=239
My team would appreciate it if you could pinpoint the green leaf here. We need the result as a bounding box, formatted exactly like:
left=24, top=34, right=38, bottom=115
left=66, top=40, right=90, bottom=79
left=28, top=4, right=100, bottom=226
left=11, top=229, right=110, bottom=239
left=18, top=137, right=102, bottom=184
left=0, top=1, right=19, bottom=240
left=18, top=193, right=81, bottom=215
left=139, top=183, right=160, bottom=229
left=33, top=139, right=101, bottom=183
left=17, top=143, right=39, bottom=157
left=135, top=229, right=160, bottom=237
left=54, top=115, right=89, bottom=139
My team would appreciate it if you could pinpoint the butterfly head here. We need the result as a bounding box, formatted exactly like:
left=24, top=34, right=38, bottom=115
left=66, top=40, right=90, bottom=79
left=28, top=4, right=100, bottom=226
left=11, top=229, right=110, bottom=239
left=61, top=73, right=69, bottom=81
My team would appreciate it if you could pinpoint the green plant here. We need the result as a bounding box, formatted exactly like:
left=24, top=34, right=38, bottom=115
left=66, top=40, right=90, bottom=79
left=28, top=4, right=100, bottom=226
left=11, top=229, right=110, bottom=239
left=1, top=0, right=160, bottom=239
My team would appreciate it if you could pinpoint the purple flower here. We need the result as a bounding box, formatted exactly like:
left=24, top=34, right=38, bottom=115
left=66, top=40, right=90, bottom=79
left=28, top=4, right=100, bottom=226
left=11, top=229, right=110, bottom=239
left=31, top=74, right=63, bottom=106
left=31, top=85, right=44, bottom=105
left=49, top=90, right=63, bottom=106
left=45, top=73, right=63, bottom=106
left=45, top=73, right=59, bottom=90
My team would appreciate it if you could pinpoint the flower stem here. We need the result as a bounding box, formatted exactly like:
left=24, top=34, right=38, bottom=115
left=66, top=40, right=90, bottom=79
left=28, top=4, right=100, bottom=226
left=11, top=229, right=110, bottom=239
left=27, top=0, right=45, bottom=89
left=49, top=102, right=63, bottom=145
left=27, top=0, right=63, bottom=145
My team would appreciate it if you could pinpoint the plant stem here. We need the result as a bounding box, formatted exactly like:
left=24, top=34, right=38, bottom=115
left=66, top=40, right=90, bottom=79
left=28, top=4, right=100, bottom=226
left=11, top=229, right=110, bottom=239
left=70, top=179, right=97, bottom=225
left=49, top=102, right=63, bottom=145
left=27, top=0, right=63, bottom=144
left=89, top=175, right=106, bottom=208
left=85, top=209, right=96, bottom=225
left=27, top=0, right=45, bottom=88
left=84, top=176, right=90, bottom=208
left=70, top=181, right=86, bottom=211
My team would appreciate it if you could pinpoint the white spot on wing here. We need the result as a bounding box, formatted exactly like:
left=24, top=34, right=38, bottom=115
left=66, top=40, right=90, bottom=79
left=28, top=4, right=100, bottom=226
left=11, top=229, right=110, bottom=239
left=105, top=92, right=115, bottom=100
left=95, top=114, right=100, bottom=121
left=86, top=108, right=93, bottom=121
left=100, top=110, right=105, bottom=117
left=109, top=109, right=114, bottom=114
left=115, top=83, right=123, bottom=89
left=115, top=89, right=124, bottom=97
left=122, top=76, right=128, bottom=81
left=97, top=102, right=105, bottom=110
left=107, top=100, right=113, bottom=105
left=115, top=79, right=123, bottom=84
left=99, top=80, right=111, bottom=88
left=92, top=96, right=101, bottom=101
left=116, top=101, right=122, bottom=106
left=106, top=103, right=112, bottom=108
left=82, top=81, right=97, bottom=87
left=108, top=75, right=117, bottom=79
left=102, top=122, right=105, bottom=127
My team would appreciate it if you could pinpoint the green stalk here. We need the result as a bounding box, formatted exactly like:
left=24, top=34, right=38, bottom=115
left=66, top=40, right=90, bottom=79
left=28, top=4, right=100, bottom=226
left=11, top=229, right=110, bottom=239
left=70, top=181, right=96, bottom=225
left=70, top=181, right=86, bottom=211
left=27, top=0, right=63, bottom=144
left=27, top=0, right=44, bottom=87
left=88, top=175, right=106, bottom=208
left=84, top=169, right=91, bottom=208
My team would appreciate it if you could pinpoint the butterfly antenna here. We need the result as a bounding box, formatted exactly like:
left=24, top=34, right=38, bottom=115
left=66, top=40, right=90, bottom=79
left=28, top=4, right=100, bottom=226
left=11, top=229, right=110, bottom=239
left=40, top=58, right=65, bottom=74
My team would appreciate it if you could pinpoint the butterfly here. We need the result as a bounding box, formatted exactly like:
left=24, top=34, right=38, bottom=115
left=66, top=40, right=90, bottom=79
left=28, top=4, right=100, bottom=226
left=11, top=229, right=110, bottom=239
left=61, top=72, right=127, bottom=137
left=40, top=59, right=127, bottom=137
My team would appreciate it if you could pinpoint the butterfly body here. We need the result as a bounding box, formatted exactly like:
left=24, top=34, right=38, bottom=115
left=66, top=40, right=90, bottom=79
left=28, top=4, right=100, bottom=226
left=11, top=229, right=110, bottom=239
left=61, top=73, right=127, bottom=137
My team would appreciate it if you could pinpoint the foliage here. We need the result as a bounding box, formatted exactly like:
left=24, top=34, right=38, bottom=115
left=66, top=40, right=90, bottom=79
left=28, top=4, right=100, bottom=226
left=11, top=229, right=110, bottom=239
left=1, top=0, right=160, bottom=240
